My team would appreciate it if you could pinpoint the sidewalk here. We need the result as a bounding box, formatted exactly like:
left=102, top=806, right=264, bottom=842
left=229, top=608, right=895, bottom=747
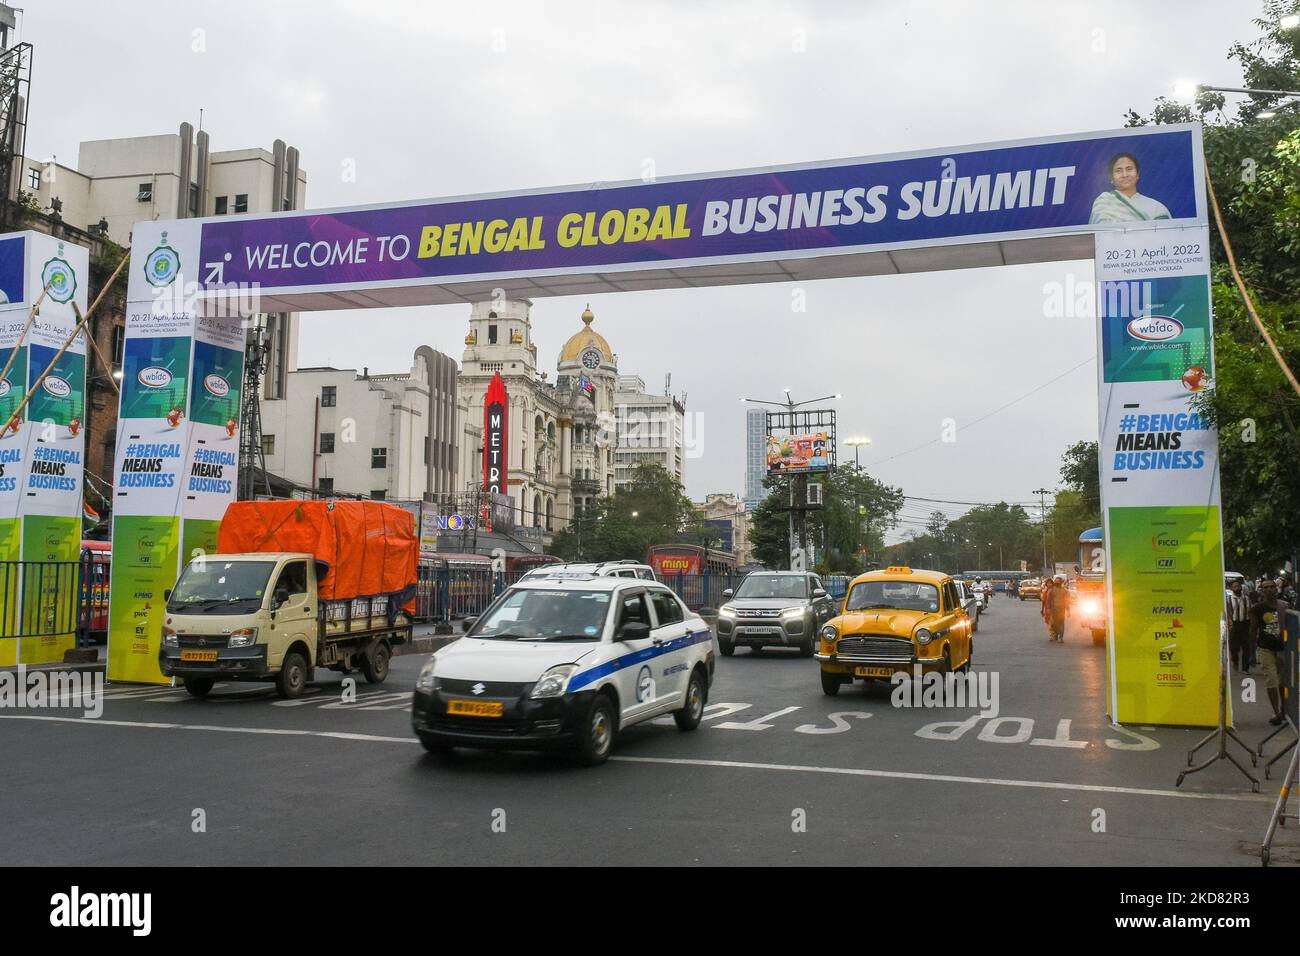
left=1, top=620, right=460, bottom=675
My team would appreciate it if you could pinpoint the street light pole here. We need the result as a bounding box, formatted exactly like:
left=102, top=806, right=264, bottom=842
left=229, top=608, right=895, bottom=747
left=1033, top=487, right=1052, bottom=575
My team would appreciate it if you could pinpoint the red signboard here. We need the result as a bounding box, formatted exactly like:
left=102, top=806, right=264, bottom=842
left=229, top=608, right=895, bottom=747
left=483, top=372, right=508, bottom=498
left=649, top=552, right=702, bottom=576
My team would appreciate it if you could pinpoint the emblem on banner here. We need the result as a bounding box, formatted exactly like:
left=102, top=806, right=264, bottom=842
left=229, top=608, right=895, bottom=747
left=41, top=244, right=77, bottom=303
left=144, top=231, right=182, bottom=287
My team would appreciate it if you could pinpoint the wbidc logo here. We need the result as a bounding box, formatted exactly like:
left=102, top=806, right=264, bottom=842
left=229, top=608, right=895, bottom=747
left=137, top=366, right=172, bottom=389
left=40, top=244, right=77, bottom=303
left=49, top=886, right=150, bottom=936
left=1125, top=315, right=1183, bottom=342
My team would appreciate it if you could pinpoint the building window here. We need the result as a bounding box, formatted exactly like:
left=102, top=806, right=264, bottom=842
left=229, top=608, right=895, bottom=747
left=110, top=325, right=125, bottom=369
left=214, top=195, right=228, bottom=215
left=261, top=434, right=275, bottom=456
left=424, top=436, right=431, bottom=464
left=319, top=432, right=335, bottom=454
left=320, top=385, right=336, bottom=407
left=188, top=183, right=199, bottom=216
left=137, top=182, right=153, bottom=203
left=488, top=324, right=498, bottom=345
left=318, top=477, right=334, bottom=495
left=27, top=167, right=40, bottom=190
left=371, top=448, right=387, bottom=469
left=234, top=193, right=249, bottom=213
left=370, top=490, right=386, bottom=501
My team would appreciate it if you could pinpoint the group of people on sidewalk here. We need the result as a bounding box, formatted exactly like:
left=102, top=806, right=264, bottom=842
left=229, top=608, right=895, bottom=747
left=1226, top=573, right=1291, bottom=727
left=1039, top=574, right=1070, bottom=643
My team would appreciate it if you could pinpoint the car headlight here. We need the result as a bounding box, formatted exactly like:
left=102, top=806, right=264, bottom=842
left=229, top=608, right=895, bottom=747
left=718, top=605, right=736, bottom=618
left=820, top=624, right=838, bottom=643
left=415, top=659, right=437, bottom=694
left=915, top=627, right=933, bottom=645
left=227, top=626, right=258, bottom=648
left=781, top=606, right=805, bottom=619
left=1081, top=600, right=1101, bottom=616
left=530, top=664, right=578, bottom=699
left=162, top=626, right=178, bottom=648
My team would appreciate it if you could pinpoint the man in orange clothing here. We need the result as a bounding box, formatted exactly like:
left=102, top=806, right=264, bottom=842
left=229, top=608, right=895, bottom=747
left=1048, top=574, right=1071, bottom=642
left=1040, top=575, right=1054, bottom=636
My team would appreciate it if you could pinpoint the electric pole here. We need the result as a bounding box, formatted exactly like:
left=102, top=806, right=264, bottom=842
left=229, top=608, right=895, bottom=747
left=1033, top=487, right=1052, bottom=575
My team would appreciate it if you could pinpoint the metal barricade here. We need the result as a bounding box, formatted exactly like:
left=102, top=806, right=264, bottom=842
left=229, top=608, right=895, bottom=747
left=0, top=560, right=84, bottom=645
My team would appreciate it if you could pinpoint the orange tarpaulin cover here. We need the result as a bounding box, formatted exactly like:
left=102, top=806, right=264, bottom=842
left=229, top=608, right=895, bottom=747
left=217, top=500, right=418, bottom=611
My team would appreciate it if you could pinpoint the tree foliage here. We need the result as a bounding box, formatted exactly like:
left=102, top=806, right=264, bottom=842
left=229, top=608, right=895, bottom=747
left=548, top=461, right=700, bottom=562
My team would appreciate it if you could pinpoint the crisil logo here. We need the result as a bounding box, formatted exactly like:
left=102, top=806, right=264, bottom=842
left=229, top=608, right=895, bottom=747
left=138, top=366, right=172, bottom=388
left=203, top=374, right=229, bottom=398
left=42, top=376, right=71, bottom=398
left=1126, top=315, right=1184, bottom=342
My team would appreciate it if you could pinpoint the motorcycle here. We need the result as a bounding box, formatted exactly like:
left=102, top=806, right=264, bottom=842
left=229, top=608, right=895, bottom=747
left=980, top=588, right=991, bottom=610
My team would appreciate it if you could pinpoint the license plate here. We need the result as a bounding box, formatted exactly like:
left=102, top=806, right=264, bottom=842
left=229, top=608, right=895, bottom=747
left=854, top=665, right=894, bottom=678
left=739, top=626, right=779, bottom=634
left=446, top=699, right=504, bottom=718
left=180, top=650, right=219, bottom=662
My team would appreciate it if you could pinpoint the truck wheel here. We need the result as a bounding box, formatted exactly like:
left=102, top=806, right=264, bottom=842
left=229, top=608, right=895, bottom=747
left=361, top=642, right=391, bottom=684
left=276, top=651, right=309, bottom=699
left=820, top=670, right=842, bottom=696
left=184, top=678, right=214, bottom=698
left=576, top=695, right=616, bottom=766
left=673, top=669, right=707, bottom=731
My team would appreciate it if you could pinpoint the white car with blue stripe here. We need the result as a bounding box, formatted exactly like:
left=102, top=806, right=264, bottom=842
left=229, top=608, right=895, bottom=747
left=412, top=575, right=717, bottom=765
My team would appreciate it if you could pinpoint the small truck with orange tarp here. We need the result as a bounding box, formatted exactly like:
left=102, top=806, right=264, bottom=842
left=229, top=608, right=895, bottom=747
left=158, top=500, right=418, bottom=698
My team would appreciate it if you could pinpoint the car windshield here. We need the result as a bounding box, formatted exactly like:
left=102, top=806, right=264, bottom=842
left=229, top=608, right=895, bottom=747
left=846, top=580, right=940, bottom=613
left=167, top=560, right=275, bottom=614
left=471, top=588, right=611, bottom=641
left=734, top=575, right=807, bottom=600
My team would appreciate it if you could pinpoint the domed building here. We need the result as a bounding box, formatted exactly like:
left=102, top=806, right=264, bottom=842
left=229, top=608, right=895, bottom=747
left=456, top=299, right=621, bottom=538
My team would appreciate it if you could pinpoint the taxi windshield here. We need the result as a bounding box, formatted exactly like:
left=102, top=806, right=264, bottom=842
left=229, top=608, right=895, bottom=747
left=472, top=588, right=611, bottom=641
left=734, top=574, right=807, bottom=600
left=846, top=580, right=940, bottom=613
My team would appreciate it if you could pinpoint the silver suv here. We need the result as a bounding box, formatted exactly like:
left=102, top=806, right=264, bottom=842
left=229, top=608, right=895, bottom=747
left=715, top=571, right=836, bottom=657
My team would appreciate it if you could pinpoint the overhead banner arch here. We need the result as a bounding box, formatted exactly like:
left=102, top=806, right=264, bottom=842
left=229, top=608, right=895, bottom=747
left=111, top=123, right=1224, bottom=730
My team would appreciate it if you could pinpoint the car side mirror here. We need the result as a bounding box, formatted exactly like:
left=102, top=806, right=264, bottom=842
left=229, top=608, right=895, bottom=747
left=619, top=621, right=650, bottom=642
left=461, top=617, right=477, bottom=633
left=163, top=588, right=172, bottom=602
left=722, top=588, right=733, bottom=600
left=813, top=588, right=827, bottom=599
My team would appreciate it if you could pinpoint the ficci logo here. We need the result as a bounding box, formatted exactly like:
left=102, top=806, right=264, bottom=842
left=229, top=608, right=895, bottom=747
left=1151, top=533, right=1180, bottom=551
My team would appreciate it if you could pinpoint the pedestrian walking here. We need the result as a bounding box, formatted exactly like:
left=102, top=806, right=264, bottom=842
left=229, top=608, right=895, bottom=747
left=1048, top=574, right=1070, bottom=642
left=1250, top=579, right=1289, bottom=726
left=1226, top=578, right=1251, bottom=673
left=1040, top=575, right=1054, bottom=635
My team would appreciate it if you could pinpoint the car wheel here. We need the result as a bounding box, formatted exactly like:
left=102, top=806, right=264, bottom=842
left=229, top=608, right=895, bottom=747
left=184, top=678, right=214, bottom=698
left=360, top=641, right=390, bottom=684
left=932, top=647, right=952, bottom=675
left=820, top=670, right=842, bottom=696
left=719, top=640, right=735, bottom=657
left=576, top=695, right=616, bottom=766
left=798, top=636, right=815, bottom=658
left=959, top=642, right=972, bottom=673
left=673, top=669, right=707, bottom=731
left=276, top=651, right=309, bottom=699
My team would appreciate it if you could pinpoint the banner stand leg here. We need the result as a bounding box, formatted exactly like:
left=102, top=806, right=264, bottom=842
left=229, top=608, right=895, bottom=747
left=1176, top=620, right=1260, bottom=792
left=1259, top=742, right=1299, bottom=867
left=1259, top=726, right=1297, bottom=780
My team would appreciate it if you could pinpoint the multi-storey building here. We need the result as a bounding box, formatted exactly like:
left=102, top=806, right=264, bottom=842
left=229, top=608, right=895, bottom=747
left=744, top=406, right=770, bottom=511
left=613, top=374, right=686, bottom=492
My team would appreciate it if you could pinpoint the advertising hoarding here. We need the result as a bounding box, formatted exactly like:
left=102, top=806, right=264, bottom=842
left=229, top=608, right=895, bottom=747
left=766, top=432, right=830, bottom=474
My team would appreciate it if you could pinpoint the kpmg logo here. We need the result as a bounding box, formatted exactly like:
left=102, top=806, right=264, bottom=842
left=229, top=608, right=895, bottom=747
left=143, top=231, right=181, bottom=288
left=1152, top=605, right=1185, bottom=614
left=41, top=375, right=71, bottom=398
left=203, top=373, right=230, bottom=398
left=137, top=366, right=172, bottom=389
left=1126, top=315, right=1183, bottom=342
left=40, top=245, right=76, bottom=303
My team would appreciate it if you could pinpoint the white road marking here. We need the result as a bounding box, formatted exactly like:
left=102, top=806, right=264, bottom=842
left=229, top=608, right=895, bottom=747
left=0, top=713, right=1266, bottom=803
left=715, top=706, right=801, bottom=731
left=794, top=711, right=871, bottom=735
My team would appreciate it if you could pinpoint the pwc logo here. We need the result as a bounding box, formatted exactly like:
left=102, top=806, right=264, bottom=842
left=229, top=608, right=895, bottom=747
left=1126, top=315, right=1184, bottom=342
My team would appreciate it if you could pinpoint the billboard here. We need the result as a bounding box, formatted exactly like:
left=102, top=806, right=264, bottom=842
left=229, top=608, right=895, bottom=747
left=649, top=549, right=702, bottom=576
left=483, top=372, right=508, bottom=498
left=766, top=432, right=830, bottom=474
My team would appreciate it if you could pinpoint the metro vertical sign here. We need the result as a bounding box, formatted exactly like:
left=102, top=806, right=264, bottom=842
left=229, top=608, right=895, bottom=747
left=483, top=372, right=508, bottom=498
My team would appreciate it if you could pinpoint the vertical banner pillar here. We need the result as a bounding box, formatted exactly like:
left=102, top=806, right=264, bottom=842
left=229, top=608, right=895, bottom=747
left=0, top=231, right=89, bottom=665
left=1095, top=224, right=1224, bottom=726
left=106, top=222, right=244, bottom=683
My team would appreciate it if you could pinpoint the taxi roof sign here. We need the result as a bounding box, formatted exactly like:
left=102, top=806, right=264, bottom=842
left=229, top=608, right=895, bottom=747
left=885, top=566, right=913, bottom=574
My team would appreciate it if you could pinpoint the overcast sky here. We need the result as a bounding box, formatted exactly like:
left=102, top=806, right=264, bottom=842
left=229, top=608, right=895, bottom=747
left=24, top=1, right=1264, bottom=540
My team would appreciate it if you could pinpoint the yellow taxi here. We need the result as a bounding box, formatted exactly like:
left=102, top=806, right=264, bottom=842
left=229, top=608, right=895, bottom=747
left=815, top=566, right=973, bottom=696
